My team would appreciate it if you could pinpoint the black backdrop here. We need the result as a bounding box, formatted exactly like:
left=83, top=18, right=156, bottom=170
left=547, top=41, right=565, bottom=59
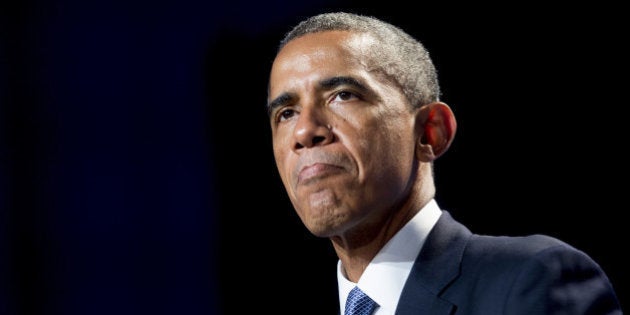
left=1, top=0, right=626, bottom=314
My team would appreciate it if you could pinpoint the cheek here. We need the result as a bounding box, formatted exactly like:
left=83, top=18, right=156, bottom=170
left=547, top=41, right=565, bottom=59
left=272, top=128, right=290, bottom=162
left=361, top=122, right=415, bottom=179
left=273, top=146, right=287, bottom=173
left=273, top=141, right=295, bottom=188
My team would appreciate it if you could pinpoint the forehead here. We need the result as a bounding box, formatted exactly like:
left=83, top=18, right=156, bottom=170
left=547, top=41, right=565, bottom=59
left=269, top=31, right=378, bottom=93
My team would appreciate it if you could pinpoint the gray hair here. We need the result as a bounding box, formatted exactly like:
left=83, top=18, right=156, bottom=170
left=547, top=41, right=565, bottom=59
left=278, top=12, right=440, bottom=107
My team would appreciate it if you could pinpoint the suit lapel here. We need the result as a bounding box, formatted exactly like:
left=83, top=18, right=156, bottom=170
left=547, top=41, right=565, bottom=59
left=395, top=211, right=472, bottom=315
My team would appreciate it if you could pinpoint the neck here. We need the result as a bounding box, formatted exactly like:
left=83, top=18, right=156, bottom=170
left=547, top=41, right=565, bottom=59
left=332, top=164, right=435, bottom=283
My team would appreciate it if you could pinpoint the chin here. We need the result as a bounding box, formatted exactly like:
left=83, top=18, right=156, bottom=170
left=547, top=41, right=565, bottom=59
left=303, top=220, right=332, bottom=238
left=303, top=214, right=348, bottom=238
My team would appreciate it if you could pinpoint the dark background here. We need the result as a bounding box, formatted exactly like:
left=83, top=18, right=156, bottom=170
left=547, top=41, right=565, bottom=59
left=1, top=0, right=626, bottom=314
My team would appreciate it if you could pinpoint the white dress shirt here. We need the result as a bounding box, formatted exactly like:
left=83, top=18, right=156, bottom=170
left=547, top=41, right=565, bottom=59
left=337, top=199, right=442, bottom=315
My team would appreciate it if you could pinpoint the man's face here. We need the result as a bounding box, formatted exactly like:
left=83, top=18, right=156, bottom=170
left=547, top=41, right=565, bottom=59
left=268, top=31, right=419, bottom=237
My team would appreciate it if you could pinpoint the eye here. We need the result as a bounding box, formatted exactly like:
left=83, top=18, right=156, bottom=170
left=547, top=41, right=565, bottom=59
left=278, top=108, right=296, bottom=122
left=332, top=90, right=360, bottom=102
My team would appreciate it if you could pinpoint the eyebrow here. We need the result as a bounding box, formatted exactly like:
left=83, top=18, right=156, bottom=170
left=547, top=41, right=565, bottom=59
left=320, top=76, right=368, bottom=92
left=267, top=92, right=294, bottom=117
left=267, top=76, right=369, bottom=116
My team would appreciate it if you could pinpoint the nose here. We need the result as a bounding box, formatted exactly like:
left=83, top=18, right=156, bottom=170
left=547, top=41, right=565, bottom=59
left=293, top=107, right=333, bottom=150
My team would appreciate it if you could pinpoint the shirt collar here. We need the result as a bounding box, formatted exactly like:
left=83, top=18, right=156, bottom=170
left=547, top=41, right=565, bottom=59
left=337, top=199, right=442, bottom=314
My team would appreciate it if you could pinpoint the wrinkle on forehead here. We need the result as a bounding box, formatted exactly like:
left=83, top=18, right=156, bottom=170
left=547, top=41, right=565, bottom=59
left=345, top=33, right=381, bottom=72
left=347, top=33, right=403, bottom=96
left=270, top=31, right=392, bottom=99
left=279, top=49, right=329, bottom=73
left=276, top=31, right=378, bottom=71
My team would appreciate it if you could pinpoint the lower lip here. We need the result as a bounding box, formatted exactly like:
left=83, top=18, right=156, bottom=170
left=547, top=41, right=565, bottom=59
left=298, top=164, right=341, bottom=183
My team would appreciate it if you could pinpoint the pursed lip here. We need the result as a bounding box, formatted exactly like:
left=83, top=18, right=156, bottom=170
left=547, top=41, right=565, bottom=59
left=297, top=163, right=343, bottom=185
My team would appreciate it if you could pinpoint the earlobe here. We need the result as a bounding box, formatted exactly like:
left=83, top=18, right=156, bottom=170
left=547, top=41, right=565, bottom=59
left=416, top=102, right=457, bottom=161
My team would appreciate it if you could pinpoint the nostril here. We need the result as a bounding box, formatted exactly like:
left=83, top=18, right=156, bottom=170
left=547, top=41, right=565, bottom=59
left=312, top=136, right=326, bottom=145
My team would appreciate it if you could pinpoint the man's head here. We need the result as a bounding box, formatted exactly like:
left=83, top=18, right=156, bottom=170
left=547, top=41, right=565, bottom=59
left=277, top=12, right=440, bottom=109
left=267, top=12, right=456, bottom=241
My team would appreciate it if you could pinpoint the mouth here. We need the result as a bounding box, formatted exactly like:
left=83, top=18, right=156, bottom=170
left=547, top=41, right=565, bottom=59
left=298, top=163, right=344, bottom=185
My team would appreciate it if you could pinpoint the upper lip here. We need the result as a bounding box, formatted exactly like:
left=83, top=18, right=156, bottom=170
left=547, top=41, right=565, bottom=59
left=295, top=151, right=346, bottom=184
left=298, top=163, right=340, bottom=183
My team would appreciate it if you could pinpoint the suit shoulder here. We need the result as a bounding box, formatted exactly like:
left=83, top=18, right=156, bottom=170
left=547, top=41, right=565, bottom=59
left=460, top=233, right=603, bottom=284
left=468, top=233, right=579, bottom=260
left=451, top=234, right=621, bottom=313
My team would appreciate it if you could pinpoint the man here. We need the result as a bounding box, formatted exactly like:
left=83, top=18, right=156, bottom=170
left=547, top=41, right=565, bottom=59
left=266, top=12, right=621, bottom=314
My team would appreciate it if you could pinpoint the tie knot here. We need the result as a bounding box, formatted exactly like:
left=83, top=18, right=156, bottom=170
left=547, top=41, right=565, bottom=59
left=344, top=286, right=378, bottom=315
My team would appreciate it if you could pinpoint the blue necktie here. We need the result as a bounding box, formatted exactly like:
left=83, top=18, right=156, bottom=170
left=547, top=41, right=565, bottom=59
left=344, top=286, right=378, bottom=315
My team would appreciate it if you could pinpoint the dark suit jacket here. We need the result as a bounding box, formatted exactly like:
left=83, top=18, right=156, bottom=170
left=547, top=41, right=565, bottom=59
left=394, top=211, right=622, bottom=314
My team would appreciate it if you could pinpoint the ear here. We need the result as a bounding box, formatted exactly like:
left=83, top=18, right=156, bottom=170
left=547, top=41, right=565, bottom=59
left=415, top=102, right=457, bottom=162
